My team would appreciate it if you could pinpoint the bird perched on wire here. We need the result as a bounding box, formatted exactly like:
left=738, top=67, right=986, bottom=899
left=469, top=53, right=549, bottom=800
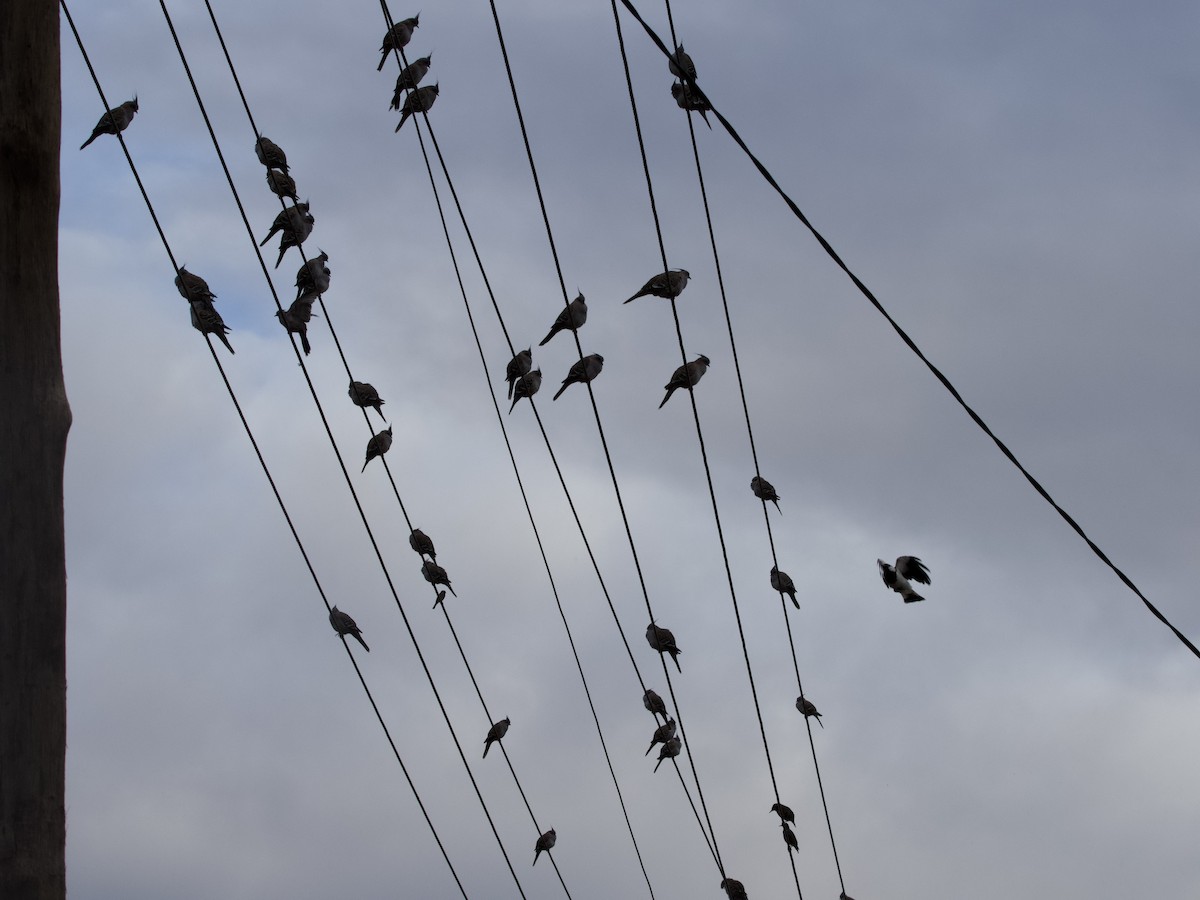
left=878, top=556, right=931, bottom=603
left=538, top=293, right=587, bottom=346
left=533, top=828, right=556, bottom=866
left=79, top=97, right=139, bottom=150
left=840, top=893, right=857, bottom=900
left=670, top=82, right=712, bottom=129
left=421, top=559, right=456, bottom=597
left=265, top=168, right=298, bottom=201
left=750, top=475, right=781, bottom=513
left=505, top=347, right=532, bottom=400
left=770, top=565, right=799, bottom=609
left=483, top=717, right=510, bottom=758
left=348, top=380, right=387, bottom=421
left=390, top=54, right=433, bottom=109
left=275, top=297, right=317, bottom=356
left=624, top=269, right=690, bottom=304
left=643, top=688, right=668, bottom=721
left=653, top=735, right=682, bottom=773
left=409, top=528, right=436, bottom=560
left=395, top=83, right=439, bottom=132
left=552, top=353, right=604, bottom=400
left=770, top=802, right=795, bottom=825
left=329, top=606, right=369, bottom=651
left=668, top=44, right=697, bottom=82
left=254, top=136, right=289, bottom=171
left=659, top=354, right=710, bottom=409
left=645, top=718, right=677, bottom=756
left=377, top=15, right=420, bottom=71
left=174, top=266, right=216, bottom=304
left=645, top=623, right=682, bottom=672
left=361, top=425, right=393, bottom=472
left=189, top=298, right=234, bottom=354
left=781, top=822, right=799, bottom=853
left=294, top=250, right=331, bottom=302
left=720, top=878, right=749, bottom=900
left=796, top=696, right=823, bottom=728
left=509, top=368, right=542, bottom=414
left=260, top=202, right=315, bottom=269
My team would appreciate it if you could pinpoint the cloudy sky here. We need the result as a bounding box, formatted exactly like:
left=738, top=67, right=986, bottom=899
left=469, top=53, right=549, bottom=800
left=59, top=1, right=1200, bottom=898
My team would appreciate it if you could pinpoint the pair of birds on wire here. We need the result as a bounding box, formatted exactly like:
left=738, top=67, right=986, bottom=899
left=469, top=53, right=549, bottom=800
left=667, top=44, right=713, bottom=128
left=175, top=266, right=234, bottom=355
left=376, top=15, right=439, bottom=131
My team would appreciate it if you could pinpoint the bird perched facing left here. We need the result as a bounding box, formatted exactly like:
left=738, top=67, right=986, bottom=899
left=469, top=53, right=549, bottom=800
left=750, top=475, right=781, bottom=513
left=670, top=82, right=713, bottom=129
left=80, top=97, right=139, bottom=150
left=361, top=425, right=393, bottom=472
left=377, top=15, right=420, bottom=71
left=266, top=168, right=298, bottom=201
left=770, top=565, right=799, bottom=609
left=552, top=353, right=604, bottom=400
left=509, top=369, right=542, bottom=414
left=175, top=266, right=216, bottom=303
left=796, top=696, right=824, bottom=728
left=770, top=802, right=795, bottom=825
left=189, top=299, right=234, bottom=354
left=254, top=136, right=289, bottom=171
left=668, top=44, right=697, bottom=81
left=390, top=54, right=433, bottom=109
left=348, top=380, right=387, bottom=421
left=329, top=606, right=369, bottom=651
left=395, top=83, right=439, bottom=132
left=533, top=828, right=556, bottom=866
left=781, top=822, right=799, bottom=853
left=624, top=269, right=690, bottom=304
left=659, top=354, right=710, bottom=409
left=483, top=717, right=510, bottom=758
left=643, top=688, right=668, bottom=720
left=645, top=623, right=683, bottom=672
left=408, top=528, right=436, bottom=560
left=878, top=556, right=931, bottom=603
left=538, top=293, right=587, bottom=346
left=421, top=559, right=456, bottom=597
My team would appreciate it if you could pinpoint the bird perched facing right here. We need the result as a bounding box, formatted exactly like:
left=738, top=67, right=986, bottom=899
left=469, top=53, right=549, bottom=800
left=750, top=475, right=781, bottom=513
left=659, top=354, right=710, bottom=409
left=390, top=54, right=433, bottom=109
left=395, top=83, right=439, bottom=132
left=643, top=688, right=668, bottom=720
left=421, top=559, right=456, bottom=597
left=294, top=250, right=331, bottom=303
left=645, top=718, right=677, bottom=756
left=348, top=380, right=387, bottom=421
left=720, top=877, right=749, bottom=900
left=624, top=269, right=690, bottom=304
left=505, top=348, right=532, bottom=400
left=770, top=802, right=795, bottom=825
left=670, top=82, right=713, bottom=128
left=878, top=556, right=931, bottom=603
left=189, top=299, right=234, bottom=354
left=509, top=369, right=542, bottom=414
left=408, top=528, right=436, bottom=560
left=533, top=828, right=556, bottom=865
left=361, top=425, right=393, bottom=472
left=653, top=735, right=682, bottom=772
left=80, top=97, right=139, bottom=150
left=770, top=565, right=799, bottom=609
left=538, top=293, right=588, bottom=346
left=260, top=202, right=315, bottom=269
left=552, top=353, right=604, bottom=400
left=645, top=623, right=682, bottom=672
left=668, top=44, right=697, bottom=81
left=254, top=136, right=289, bottom=172
left=275, top=297, right=318, bottom=356
left=329, top=605, right=369, bottom=651
left=377, top=15, right=420, bottom=71
left=796, top=696, right=824, bottom=728
left=483, top=717, right=510, bottom=758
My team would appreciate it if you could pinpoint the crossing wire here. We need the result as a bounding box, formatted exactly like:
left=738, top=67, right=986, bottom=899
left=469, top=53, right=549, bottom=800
left=60, top=4, right=470, bottom=896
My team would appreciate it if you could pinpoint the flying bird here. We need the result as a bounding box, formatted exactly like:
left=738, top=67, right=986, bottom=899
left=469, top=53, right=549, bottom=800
left=265, top=168, right=298, bottom=201
left=645, top=623, right=682, bottom=672
left=377, top=15, right=420, bottom=71
left=770, top=802, right=795, bottom=825
left=421, top=559, right=456, bottom=596
left=878, top=556, right=931, bottom=603
left=329, top=606, right=369, bottom=652
left=538, top=293, right=587, bottom=346
left=390, top=54, right=433, bottom=109
left=668, top=44, right=697, bottom=81
left=750, top=475, right=781, bottom=513
left=659, top=354, right=710, bottom=409
left=361, top=425, right=393, bottom=472
left=189, top=299, right=234, bottom=354
left=645, top=718, right=677, bottom=756
left=254, top=135, right=288, bottom=171
left=552, top=353, right=604, bottom=400
left=483, top=717, right=510, bottom=758
left=624, top=269, right=690, bottom=303
left=643, top=688, right=668, bottom=720
left=770, top=565, right=799, bottom=609
left=781, top=822, right=799, bottom=853
left=505, top=348, right=532, bottom=399
left=275, top=298, right=317, bottom=356
left=670, top=82, right=712, bottom=128
left=796, top=696, right=823, bottom=728
left=509, top=369, right=542, bottom=414
left=409, top=528, right=436, bottom=560
left=533, top=828, right=556, bottom=865
left=348, top=380, right=387, bottom=421
left=653, top=735, right=681, bottom=772
left=395, top=83, right=439, bottom=132
left=720, top=877, right=749, bottom=900
left=295, top=250, right=331, bottom=302
left=79, top=97, right=138, bottom=149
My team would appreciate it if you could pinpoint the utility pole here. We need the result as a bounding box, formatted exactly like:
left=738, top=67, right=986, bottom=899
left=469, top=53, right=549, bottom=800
left=0, top=0, right=69, bottom=896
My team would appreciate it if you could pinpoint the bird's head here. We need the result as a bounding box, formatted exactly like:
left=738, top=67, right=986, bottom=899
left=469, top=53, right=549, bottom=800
left=697, top=354, right=711, bottom=365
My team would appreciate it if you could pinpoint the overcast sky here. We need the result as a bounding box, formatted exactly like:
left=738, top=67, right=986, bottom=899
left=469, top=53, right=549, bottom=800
left=59, top=1, right=1200, bottom=898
